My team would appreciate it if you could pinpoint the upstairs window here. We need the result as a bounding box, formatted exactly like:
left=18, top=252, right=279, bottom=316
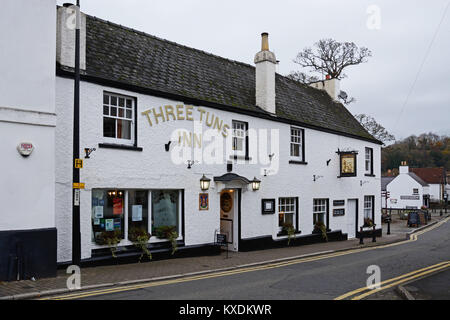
left=365, top=147, right=373, bottom=175
left=290, top=127, right=305, bottom=161
left=103, top=92, right=135, bottom=145
left=232, top=120, right=248, bottom=157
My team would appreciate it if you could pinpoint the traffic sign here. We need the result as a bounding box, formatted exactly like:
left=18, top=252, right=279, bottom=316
left=73, top=182, right=85, bottom=189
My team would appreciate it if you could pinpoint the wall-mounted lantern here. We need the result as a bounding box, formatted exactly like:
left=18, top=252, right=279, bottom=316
left=251, top=177, right=261, bottom=191
left=200, top=174, right=211, bottom=191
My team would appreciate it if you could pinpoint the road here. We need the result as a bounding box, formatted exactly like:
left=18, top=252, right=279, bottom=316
left=46, top=217, right=450, bottom=300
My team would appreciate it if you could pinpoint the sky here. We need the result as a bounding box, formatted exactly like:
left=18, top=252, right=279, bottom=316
left=57, top=0, right=450, bottom=141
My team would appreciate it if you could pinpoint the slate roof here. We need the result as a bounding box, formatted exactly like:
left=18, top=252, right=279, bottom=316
left=58, top=13, right=380, bottom=144
left=381, top=177, right=394, bottom=191
left=410, top=167, right=446, bottom=184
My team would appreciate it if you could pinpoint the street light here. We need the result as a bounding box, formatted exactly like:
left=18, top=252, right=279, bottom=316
left=200, top=174, right=211, bottom=191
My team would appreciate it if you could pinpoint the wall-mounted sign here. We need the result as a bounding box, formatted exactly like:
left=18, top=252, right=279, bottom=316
left=17, top=142, right=34, bottom=157
left=400, top=195, right=420, bottom=200
left=261, top=199, right=276, bottom=215
left=338, top=152, right=357, bottom=177
left=199, top=193, right=209, bottom=210
left=74, top=158, right=83, bottom=169
left=390, top=199, right=398, bottom=204
left=73, top=182, right=85, bottom=189
left=333, top=200, right=345, bottom=207
left=333, top=209, right=345, bottom=216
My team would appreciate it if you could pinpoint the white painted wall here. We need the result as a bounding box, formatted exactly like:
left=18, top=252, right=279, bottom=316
left=55, top=77, right=381, bottom=263
left=428, top=184, right=441, bottom=202
left=0, top=0, right=56, bottom=231
left=384, top=174, right=424, bottom=209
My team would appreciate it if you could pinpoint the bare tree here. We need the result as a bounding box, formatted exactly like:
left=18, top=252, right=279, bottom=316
left=354, top=114, right=395, bottom=145
left=286, top=71, right=319, bottom=84
left=292, top=39, right=372, bottom=81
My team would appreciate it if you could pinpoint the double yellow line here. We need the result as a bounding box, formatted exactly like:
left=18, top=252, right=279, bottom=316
left=335, top=261, right=450, bottom=300
left=42, top=216, right=449, bottom=300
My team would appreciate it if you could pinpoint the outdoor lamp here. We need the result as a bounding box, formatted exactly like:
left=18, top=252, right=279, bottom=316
left=200, top=174, right=211, bottom=191
left=251, top=177, right=261, bottom=191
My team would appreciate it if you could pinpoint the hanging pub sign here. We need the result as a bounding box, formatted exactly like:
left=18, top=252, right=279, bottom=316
left=199, top=193, right=209, bottom=210
left=17, top=142, right=34, bottom=157
left=337, top=151, right=357, bottom=177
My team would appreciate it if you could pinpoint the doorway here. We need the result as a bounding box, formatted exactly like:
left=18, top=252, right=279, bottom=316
left=347, top=199, right=358, bottom=239
left=220, top=189, right=239, bottom=251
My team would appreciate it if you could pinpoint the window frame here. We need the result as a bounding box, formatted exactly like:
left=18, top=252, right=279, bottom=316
left=365, top=147, right=374, bottom=176
left=289, top=126, right=305, bottom=162
left=231, top=120, right=249, bottom=158
left=363, top=195, right=375, bottom=220
left=277, top=197, right=299, bottom=235
left=313, top=198, right=329, bottom=228
left=102, top=91, right=137, bottom=147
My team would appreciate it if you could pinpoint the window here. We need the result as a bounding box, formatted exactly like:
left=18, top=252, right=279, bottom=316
left=91, top=189, right=182, bottom=246
left=290, top=127, right=305, bottom=161
left=365, top=147, right=373, bottom=175
left=232, top=120, right=247, bottom=157
left=152, top=190, right=180, bottom=235
left=278, top=198, right=297, bottom=232
left=364, top=196, right=374, bottom=219
left=413, top=188, right=419, bottom=195
left=103, top=92, right=134, bottom=144
left=92, top=189, right=125, bottom=244
left=313, top=199, right=328, bottom=225
left=128, top=190, right=149, bottom=240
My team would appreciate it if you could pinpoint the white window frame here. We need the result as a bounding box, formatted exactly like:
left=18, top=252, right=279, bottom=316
left=365, top=147, right=373, bottom=175
left=103, top=92, right=135, bottom=146
left=232, top=120, right=247, bottom=157
left=364, top=196, right=373, bottom=219
left=313, top=199, right=327, bottom=225
left=278, top=197, right=297, bottom=232
left=290, top=127, right=303, bottom=160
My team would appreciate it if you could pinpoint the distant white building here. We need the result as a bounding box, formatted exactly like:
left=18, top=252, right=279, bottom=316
left=382, top=162, right=429, bottom=209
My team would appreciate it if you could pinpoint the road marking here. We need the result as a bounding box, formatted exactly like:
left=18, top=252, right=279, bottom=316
left=334, top=261, right=450, bottom=300
left=42, top=216, right=449, bottom=300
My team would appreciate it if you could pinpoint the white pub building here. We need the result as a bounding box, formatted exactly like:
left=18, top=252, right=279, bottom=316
left=0, top=1, right=382, bottom=280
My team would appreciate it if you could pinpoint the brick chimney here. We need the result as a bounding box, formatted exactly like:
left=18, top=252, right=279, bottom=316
left=254, top=33, right=277, bottom=114
left=56, top=4, right=86, bottom=70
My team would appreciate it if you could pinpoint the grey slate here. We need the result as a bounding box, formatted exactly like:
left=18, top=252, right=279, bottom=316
left=60, top=13, right=379, bottom=143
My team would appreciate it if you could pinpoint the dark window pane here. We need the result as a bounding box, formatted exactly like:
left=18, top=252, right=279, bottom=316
left=118, top=108, right=124, bottom=118
left=126, top=99, right=132, bottom=109
left=103, top=117, right=116, bottom=138
left=126, top=110, right=132, bottom=119
left=103, top=94, right=109, bottom=105
left=128, top=190, right=149, bottom=240
left=111, top=96, right=117, bottom=106
left=103, top=105, right=109, bottom=115
left=92, top=189, right=125, bottom=243
left=119, top=97, right=125, bottom=107
left=111, top=107, right=117, bottom=116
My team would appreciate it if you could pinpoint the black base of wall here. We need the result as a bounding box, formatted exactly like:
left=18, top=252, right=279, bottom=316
left=59, top=242, right=222, bottom=269
left=238, top=230, right=348, bottom=252
left=356, top=228, right=382, bottom=238
left=0, top=228, right=57, bottom=281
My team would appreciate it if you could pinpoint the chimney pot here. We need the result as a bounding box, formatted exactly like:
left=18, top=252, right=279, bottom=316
left=261, top=32, right=269, bottom=51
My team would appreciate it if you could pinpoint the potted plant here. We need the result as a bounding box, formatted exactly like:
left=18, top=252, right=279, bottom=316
left=363, top=217, right=374, bottom=228
left=128, top=227, right=152, bottom=262
left=281, top=223, right=295, bottom=245
left=97, top=230, right=122, bottom=258
left=155, top=225, right=178, bottom=255
left=313, top=221, right=328, bottom=241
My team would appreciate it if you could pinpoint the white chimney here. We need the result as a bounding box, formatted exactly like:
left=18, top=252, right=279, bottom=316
left=254, top=33, right=276, bottom=114
left=399, top=161, right=409, bottom=174
left=310, top=76, right=340, bottom=101
left=56, top=4, right=86, bottom=70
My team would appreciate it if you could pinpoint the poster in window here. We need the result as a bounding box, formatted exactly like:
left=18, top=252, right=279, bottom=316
left=340, top=153, right=357, bottom=176
left=93, top=218, right=100, bottom=225
left=199, top=193, right=209, bottom=210
left=105, top=219, right=114, bottom=231
left=94, top=206, right=104, bottom=219
left=113, top=197, right=123, bottom=215
left=114, top=218, right=121, bottom=230
left=132, top=205, right=143, bottom=221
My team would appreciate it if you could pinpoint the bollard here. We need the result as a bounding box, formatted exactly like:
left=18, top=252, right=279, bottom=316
left=359, top=227, right=364, bottom=245
left=372, top=225, right=376, bottom=242
left=387, top=219, right=391, bottom=235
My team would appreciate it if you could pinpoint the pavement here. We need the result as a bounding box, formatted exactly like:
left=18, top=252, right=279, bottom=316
left=0, top=211, right=447, bottom=300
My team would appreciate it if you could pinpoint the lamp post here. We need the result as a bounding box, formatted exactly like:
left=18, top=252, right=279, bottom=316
left=72, top=0, right=81, bottom=266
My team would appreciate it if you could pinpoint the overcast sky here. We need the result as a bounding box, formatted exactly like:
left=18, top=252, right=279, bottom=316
left=57, top=0, right=450, bottom=141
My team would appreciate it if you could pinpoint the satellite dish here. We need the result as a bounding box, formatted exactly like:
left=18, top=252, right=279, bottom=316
left=338, top=90, right=348, bottom=100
